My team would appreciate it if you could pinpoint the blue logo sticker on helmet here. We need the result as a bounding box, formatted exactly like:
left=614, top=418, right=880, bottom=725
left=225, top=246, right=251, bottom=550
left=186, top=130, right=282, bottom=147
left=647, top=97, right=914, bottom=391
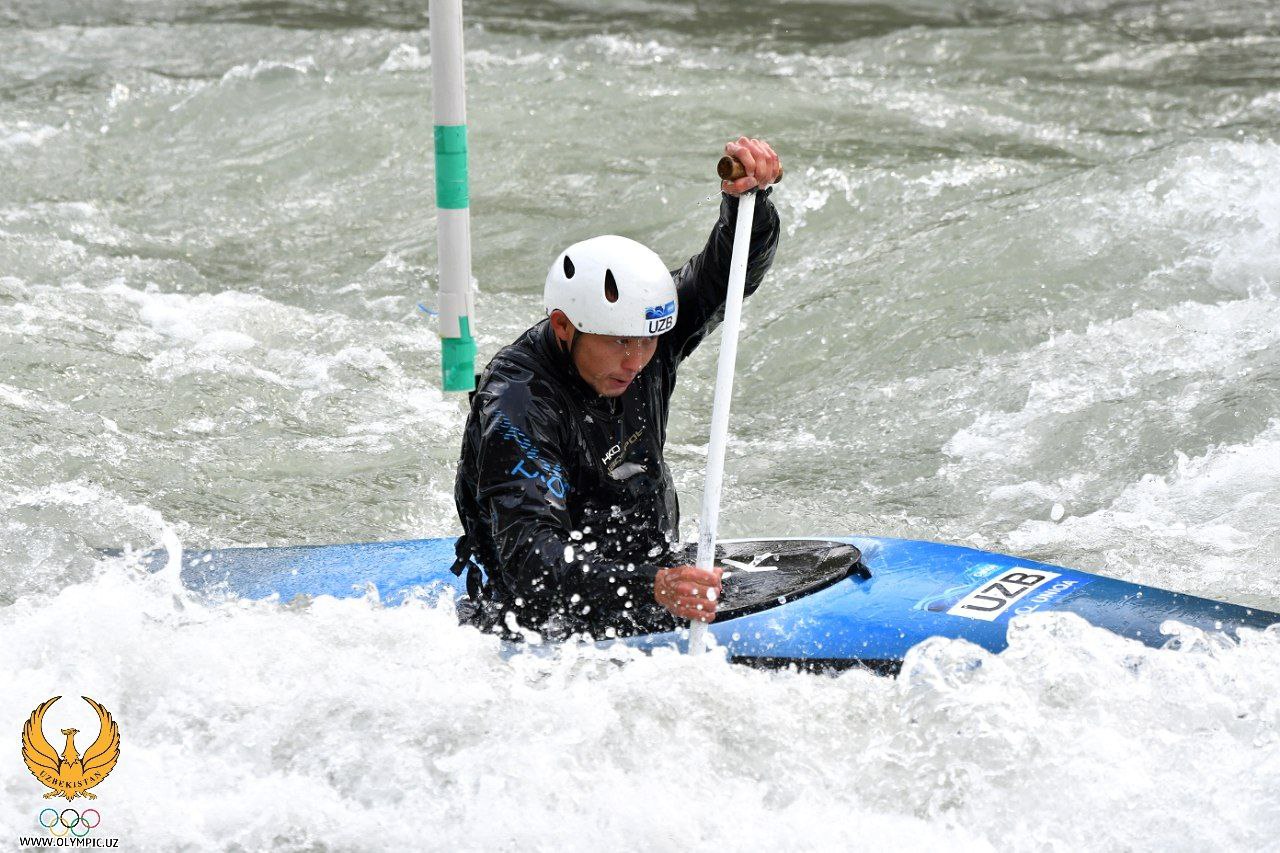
left=645, top=300, right=676, bottom=320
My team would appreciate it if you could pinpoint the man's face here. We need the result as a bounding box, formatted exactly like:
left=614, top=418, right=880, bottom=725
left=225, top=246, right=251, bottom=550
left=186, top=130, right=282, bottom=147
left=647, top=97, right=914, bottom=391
left=549, top=309, right=659, bottom=397
left=570, top=331, right=659, bottom=397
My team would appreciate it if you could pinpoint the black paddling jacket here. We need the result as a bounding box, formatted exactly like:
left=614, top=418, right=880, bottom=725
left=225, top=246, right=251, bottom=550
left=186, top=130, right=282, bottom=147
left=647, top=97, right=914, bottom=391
left=454, top=189, right=780, bottom=638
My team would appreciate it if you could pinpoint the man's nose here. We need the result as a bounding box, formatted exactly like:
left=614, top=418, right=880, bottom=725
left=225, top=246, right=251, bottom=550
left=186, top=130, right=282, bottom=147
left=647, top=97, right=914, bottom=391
left=621, top=349, right=645, bottom=373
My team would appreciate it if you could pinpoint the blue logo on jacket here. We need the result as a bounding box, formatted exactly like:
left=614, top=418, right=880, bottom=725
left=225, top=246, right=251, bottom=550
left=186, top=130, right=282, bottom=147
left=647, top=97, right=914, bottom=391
left=645, top=301, right=675, bottom=320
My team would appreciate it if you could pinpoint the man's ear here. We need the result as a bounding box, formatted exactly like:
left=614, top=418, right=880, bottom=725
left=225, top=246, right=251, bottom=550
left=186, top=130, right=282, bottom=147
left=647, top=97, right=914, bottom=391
left=549, top=309, right=575, bottom=348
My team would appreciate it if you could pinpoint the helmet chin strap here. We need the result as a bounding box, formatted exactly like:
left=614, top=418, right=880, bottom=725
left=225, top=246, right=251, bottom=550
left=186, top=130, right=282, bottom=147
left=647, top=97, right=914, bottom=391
left=560, top=326, right=581, bottom=359
left=558, top=326, right=616, bottom=406
left=557, top=324, right=584, bottom=377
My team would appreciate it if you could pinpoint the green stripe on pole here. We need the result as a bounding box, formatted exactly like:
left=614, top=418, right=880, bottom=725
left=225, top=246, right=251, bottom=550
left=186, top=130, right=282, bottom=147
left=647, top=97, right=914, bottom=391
left=434, top=125, right=469, bottom=210
left=442, top=316, right=477, bottom=391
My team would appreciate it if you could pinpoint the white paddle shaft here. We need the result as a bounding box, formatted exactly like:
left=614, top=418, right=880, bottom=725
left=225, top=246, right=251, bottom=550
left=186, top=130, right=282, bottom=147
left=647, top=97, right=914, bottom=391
left=688, top=191, right=755, bottom=655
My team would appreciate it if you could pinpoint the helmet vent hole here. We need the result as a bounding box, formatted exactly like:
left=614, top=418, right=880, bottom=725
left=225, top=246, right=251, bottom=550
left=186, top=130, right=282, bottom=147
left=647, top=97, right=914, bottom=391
left=563, top=255, right=575, bottom=278
left=604, top=269, right=619, bottom=303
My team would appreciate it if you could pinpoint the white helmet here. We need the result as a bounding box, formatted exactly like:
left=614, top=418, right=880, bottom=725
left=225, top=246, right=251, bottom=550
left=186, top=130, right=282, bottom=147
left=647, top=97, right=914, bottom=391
left=544, top=235, right=678, bottom=337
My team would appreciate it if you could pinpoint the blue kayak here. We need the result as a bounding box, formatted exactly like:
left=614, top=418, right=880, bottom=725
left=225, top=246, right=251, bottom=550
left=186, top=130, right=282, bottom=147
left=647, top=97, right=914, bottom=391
left=157, top=535, right=1279, bottom=672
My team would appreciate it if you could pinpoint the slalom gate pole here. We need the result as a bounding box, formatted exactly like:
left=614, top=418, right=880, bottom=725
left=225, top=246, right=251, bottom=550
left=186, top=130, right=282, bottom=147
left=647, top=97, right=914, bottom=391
left=687, top=156, right=761, bottom=656
left=430, top=0, right=477, bottom=391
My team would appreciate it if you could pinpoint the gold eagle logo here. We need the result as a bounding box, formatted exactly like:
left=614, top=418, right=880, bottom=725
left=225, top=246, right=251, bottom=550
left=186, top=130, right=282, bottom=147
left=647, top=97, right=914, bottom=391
left=21, top=696, right=120, bottom=800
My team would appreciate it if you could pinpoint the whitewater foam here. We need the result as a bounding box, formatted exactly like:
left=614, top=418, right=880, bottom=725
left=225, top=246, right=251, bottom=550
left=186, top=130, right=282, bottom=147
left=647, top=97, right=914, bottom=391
left=3, top=563, right=1278, bottom=849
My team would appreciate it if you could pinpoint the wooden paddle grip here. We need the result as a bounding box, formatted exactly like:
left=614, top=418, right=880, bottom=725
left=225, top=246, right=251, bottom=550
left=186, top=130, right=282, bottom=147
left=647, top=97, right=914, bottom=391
left=717, top=155, right=784, bottom=184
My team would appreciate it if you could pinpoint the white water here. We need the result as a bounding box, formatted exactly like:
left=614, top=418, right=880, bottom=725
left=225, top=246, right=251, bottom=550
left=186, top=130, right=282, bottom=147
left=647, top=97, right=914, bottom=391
left=5, top=562, right=1279, bottom=849
left=3, top=0, right=1280, bottom=848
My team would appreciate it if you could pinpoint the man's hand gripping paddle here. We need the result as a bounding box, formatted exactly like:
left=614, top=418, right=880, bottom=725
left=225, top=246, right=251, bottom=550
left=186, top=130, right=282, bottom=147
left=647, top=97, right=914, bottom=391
left=687, top=148, right=781, bottom=656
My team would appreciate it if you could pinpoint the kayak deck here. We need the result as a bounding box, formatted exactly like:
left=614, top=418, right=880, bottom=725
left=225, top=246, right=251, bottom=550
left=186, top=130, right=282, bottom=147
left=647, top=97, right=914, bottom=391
left=138, top=535, right=1280, bottom=671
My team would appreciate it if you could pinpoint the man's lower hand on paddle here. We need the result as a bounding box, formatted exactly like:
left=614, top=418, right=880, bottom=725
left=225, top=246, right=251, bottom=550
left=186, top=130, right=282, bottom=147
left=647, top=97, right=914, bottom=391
left=654, top=564, right=723, bottom=622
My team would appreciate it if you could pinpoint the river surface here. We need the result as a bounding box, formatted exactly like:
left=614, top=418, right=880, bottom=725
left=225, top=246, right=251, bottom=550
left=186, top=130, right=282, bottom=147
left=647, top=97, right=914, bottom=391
left=3, top=0, right=1279, bottom=849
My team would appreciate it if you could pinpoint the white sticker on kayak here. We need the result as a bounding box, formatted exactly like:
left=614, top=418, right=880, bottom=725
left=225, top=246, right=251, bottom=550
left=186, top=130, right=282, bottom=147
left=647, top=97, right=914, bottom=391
left=947, top=569, right=1062, bottom=621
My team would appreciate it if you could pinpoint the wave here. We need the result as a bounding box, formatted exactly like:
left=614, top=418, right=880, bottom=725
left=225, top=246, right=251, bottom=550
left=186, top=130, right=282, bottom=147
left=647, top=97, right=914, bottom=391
left=1004, top=420, right=1280, bottom=602
left=6, top=0, right=1279, bottom=40
left=1, top=554, right=1278, bottom=848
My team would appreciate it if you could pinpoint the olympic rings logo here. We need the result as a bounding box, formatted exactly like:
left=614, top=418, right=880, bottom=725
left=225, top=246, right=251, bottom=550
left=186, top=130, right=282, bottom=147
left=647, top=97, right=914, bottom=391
left=37, top=807, right=101, bottom=838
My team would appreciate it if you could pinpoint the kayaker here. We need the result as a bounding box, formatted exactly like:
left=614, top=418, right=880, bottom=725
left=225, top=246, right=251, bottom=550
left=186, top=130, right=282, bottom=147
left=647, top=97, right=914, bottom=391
left=452, top=137, right=782, bottom=639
